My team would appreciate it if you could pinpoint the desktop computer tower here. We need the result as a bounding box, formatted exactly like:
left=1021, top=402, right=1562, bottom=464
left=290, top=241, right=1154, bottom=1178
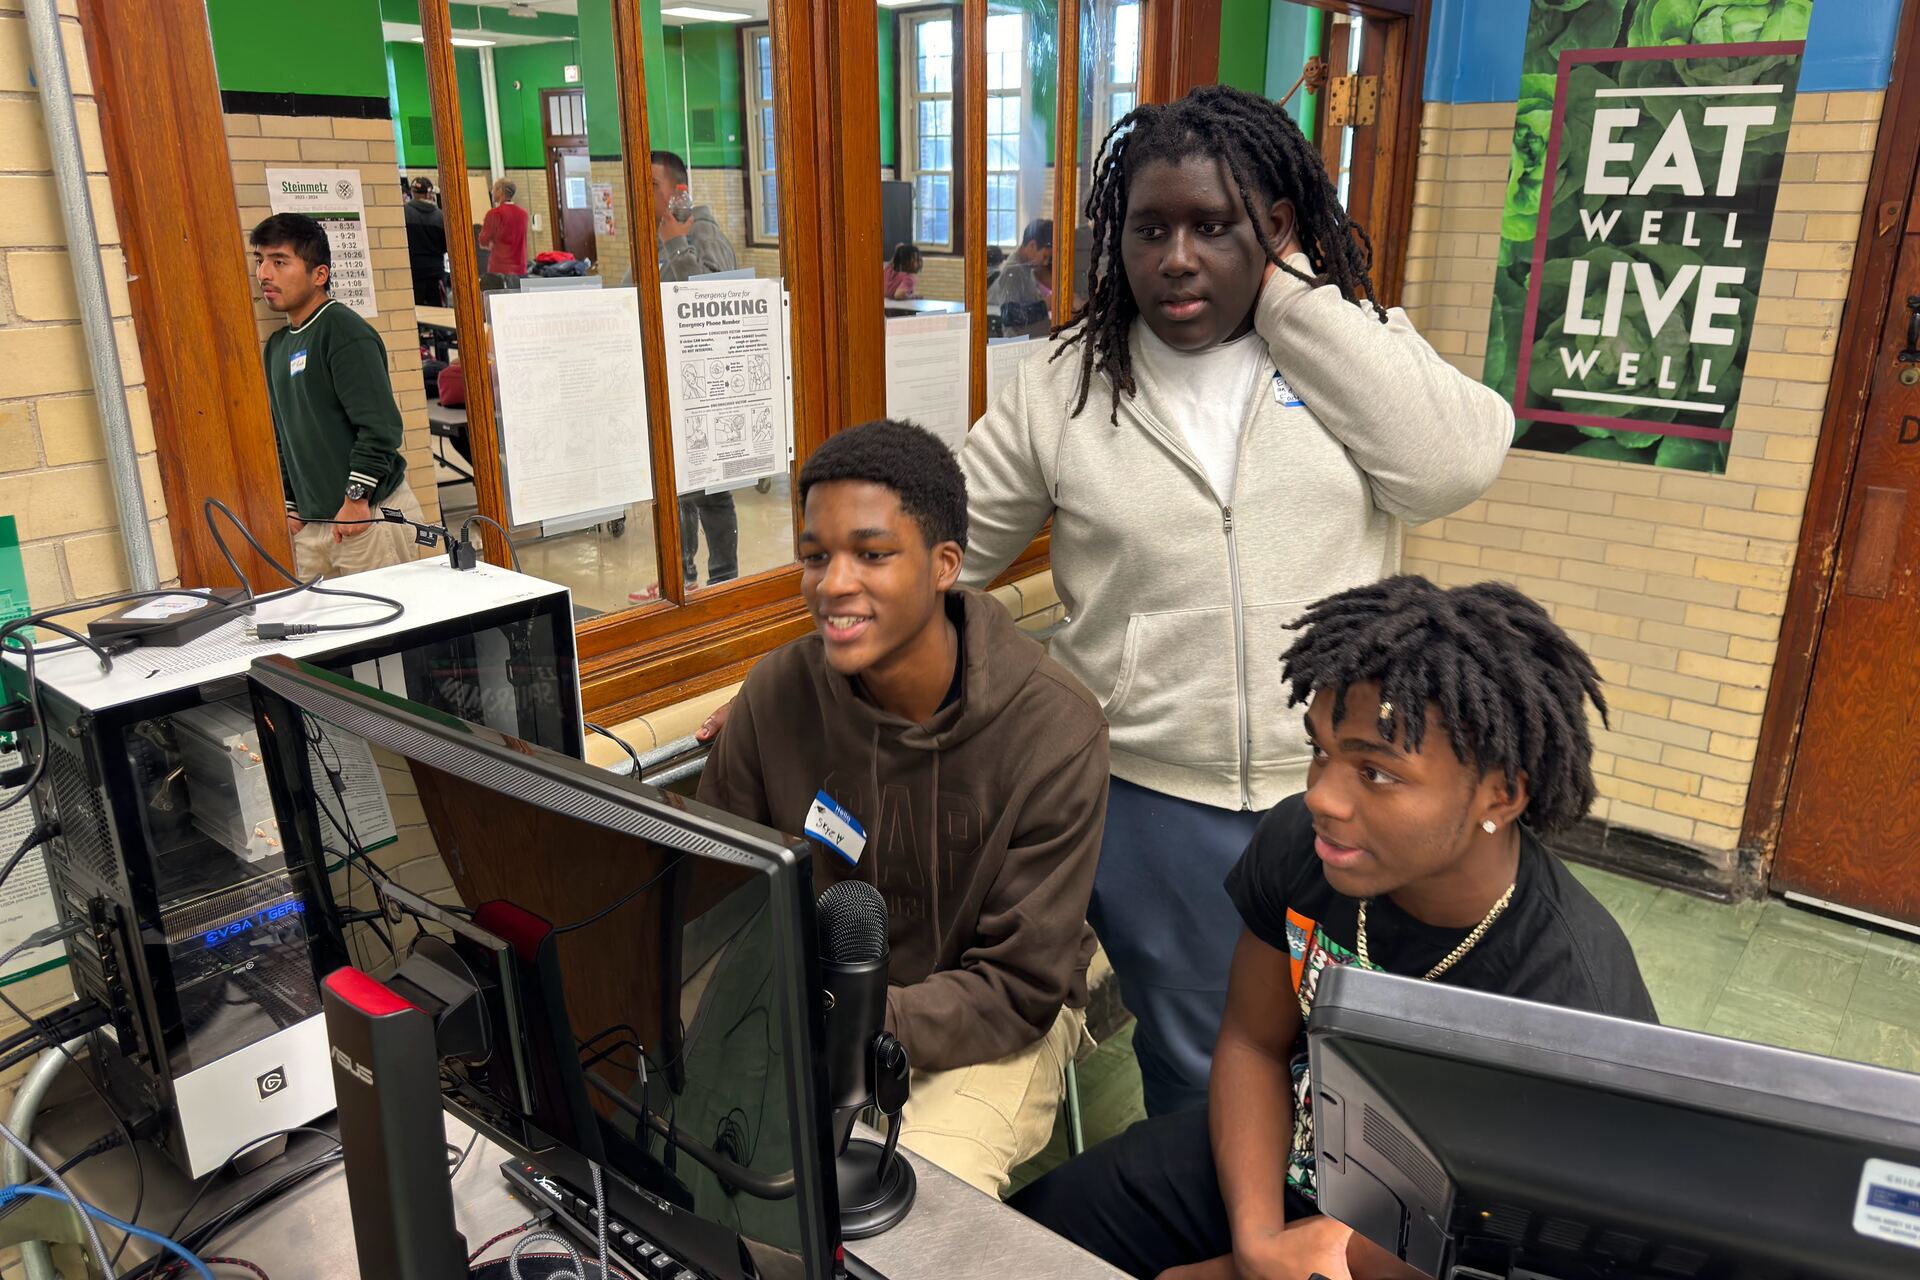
left=0, top=561, right=581, bottom=1177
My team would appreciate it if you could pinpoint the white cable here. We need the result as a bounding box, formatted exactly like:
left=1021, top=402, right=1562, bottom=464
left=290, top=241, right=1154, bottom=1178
left=0, top=1114, right=114, bottom=1278
left=509, top=1229, right=587, bottom=1278
left=591, top=1160, right=608, bottom=1280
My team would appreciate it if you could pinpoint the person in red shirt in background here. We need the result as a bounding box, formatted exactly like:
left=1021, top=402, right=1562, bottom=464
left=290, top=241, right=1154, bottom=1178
left=479, top=179, right=530, bottom=280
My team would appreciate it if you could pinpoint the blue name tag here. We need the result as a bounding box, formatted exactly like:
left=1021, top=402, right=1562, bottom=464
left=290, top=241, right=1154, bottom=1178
left=290, top=349, right=309, bottom=376
left=802, top=789, right=867, bottom=865
left=1272, top=370, right=1303, bottom=408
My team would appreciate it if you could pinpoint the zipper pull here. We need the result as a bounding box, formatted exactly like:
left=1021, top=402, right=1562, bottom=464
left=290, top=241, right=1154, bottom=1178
left=1223, top=506, right=1234, bottom=534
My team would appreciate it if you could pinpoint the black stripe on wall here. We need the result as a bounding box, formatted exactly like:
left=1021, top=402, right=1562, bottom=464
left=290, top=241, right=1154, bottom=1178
left=221, top=91, right=393, bottom=121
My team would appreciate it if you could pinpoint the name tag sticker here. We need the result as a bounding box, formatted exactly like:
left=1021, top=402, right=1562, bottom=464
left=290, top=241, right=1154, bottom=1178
left=803, top=789, right=867, bottom=866
left=1856, top=1158, right=1920, bottom=1249
left=1272, top=371, right=1304, bottom=408
left=290, top=349, right=309, bottom=375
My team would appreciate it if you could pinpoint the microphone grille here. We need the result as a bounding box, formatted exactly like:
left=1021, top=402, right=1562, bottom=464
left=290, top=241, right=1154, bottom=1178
left=816, top=879, right=888, bottom=964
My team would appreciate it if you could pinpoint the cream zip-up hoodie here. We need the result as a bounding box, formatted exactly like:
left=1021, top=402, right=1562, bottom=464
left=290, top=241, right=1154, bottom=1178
left=959, top=261, right=1513, bottom=811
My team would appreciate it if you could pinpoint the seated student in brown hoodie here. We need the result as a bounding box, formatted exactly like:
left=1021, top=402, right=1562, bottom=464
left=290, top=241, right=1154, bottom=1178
left=697, top=418, right=1110, bottom=1198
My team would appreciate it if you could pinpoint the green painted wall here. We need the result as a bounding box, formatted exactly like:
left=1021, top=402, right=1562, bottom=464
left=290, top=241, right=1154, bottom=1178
left=207, top=0, right=389, bottom=97
left=385, top=41, right=489, bottom=169
left=1217, top=0, right=1270, bottom=93
left=878, top=8, right=896, bottom=169
left=493, top=42, right=585, bottom=168
left=678, top=27, right=745, bottom=168
left=576, top=0, right=623, bottom=155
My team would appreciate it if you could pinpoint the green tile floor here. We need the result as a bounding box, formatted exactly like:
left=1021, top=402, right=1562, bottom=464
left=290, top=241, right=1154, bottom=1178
left=1010, top=867, right=1920, bottom=1191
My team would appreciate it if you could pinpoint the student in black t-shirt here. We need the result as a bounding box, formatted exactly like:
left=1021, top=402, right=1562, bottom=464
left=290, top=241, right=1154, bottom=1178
left=1013, top=576, right=1655, bottom=1280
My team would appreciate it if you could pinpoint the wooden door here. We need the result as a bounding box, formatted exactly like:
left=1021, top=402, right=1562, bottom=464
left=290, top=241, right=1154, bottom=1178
left=1772, top=178, right=1920, bottom=924
left=540, top=88, right=597, bottom=264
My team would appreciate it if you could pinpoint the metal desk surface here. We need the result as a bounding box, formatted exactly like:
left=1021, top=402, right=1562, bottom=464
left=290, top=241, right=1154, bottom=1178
left=44, top=1097, right=1121, bottom=1280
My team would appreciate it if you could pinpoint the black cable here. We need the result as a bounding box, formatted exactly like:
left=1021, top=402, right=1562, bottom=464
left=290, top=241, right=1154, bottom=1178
left=204, top=497, right=406, bottom=638
left=450, top=1129, right=480, bottom=1180
left=460, top=514, right=522, bottom=572
left=129, top=1126, right=342, bottom=1277
left=0, top=635, right=44, bottom=815
left=584, top=722, right=643, bottom=777
left=0, top=819, right=58, bottom=894
left=307, top=720, right=397, bottom=962
left=550, top=854, right=685, bottom=935
left=175, top=1150, right=344, bottom=1260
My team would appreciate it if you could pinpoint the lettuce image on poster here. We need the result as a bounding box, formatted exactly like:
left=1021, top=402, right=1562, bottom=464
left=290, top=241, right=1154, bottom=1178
left=1483, top=0, right=1812, bottom=474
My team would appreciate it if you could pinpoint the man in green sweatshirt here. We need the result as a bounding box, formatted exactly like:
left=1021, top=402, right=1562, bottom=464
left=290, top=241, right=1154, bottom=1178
left=697, top=419, right=1110, bottom=1199
left=251, top=213, right=425, bottom=580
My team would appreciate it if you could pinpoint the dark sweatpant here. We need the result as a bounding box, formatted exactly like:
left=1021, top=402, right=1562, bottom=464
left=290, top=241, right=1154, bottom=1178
left=1010, top=1105, right=1316, bottom=1279
left=1091, top=778, right=1263, bottom=1117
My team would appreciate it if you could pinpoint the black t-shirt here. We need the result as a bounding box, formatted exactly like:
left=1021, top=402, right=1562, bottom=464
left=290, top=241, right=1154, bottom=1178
left=1223, top=793, right=1657, bottom=1206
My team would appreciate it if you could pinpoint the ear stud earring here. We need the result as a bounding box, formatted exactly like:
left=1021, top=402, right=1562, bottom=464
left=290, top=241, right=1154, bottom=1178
left=1482, top=819, right=1498, bottom=834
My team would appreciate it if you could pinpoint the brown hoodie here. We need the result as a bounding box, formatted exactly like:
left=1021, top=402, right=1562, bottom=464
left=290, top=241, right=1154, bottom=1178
left=697, top=589, right=1109, bottom=1072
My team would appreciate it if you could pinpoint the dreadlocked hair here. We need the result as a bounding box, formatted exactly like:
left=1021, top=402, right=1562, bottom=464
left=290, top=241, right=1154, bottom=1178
left=1279, top=576, right=1609, bottom=835
left=1055, top=82, right=1388, bottom=422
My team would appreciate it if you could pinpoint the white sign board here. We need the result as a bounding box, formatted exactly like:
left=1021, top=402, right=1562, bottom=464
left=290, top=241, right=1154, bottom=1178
left=0, top=752, right=60, bottom=986
left=662, top=278, right=791, bottom=494
left=490, top=288, right=655, bottom=525
left=885, top=312, right=972, bottom=453
left=266, top=168, right=378, bottom=318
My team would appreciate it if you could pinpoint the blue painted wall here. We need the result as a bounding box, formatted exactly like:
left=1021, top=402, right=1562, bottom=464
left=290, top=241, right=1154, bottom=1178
left=1423, top=0, right=1903, bottom=103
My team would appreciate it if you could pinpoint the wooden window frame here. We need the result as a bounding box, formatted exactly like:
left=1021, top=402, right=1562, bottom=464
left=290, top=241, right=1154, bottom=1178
left=740, top=23, right=780, bottom=248
left=84, top=0, right=1057, bottom=726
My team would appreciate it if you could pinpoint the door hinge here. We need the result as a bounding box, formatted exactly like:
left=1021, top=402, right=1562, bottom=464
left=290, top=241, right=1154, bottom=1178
left=1327, top=75, right=1379, bottom=128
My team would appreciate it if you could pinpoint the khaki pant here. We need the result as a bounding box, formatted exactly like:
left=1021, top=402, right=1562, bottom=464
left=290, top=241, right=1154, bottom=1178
left=897, top=1005, right=1090, bottom=1199
left=291, top=480, right=429, bottom=580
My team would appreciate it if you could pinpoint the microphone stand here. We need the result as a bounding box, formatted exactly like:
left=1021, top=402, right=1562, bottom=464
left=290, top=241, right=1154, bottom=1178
left=836, top=1031, right=916, bottom=1240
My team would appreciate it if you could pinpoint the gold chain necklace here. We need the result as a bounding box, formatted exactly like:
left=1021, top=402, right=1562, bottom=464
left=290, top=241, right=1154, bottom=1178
left=1356, top=882, right=1516, bottom=981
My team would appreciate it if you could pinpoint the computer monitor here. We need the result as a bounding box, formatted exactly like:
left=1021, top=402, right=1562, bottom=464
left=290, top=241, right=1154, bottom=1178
left=1309, top=965, right=1920, bottom=1280
left=247, top=655, right=838, bottom=1280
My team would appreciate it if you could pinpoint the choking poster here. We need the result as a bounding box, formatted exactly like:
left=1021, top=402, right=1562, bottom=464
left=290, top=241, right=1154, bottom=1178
left=1485, top=1, right=1814, bottom=474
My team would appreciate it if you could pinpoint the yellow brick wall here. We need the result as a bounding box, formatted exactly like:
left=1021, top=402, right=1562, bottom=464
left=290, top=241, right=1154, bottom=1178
left=0, top=0, right=172, bottom=1210
left=1398, top=90, right=1883, bottom=865
left=228, top=113, right=441, bottom=528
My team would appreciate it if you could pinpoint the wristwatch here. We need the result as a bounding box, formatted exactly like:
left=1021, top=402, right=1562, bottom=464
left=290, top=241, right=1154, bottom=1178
left=344, top=482, right=372, bottom=503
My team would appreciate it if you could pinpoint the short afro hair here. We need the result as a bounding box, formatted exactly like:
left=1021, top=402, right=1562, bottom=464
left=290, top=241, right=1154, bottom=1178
left=799, top=419, right=967, bottom=551
left=1280, top=576, right=1608, bottom=834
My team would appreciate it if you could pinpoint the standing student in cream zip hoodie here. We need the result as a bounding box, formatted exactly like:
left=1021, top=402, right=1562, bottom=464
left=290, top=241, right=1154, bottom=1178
left=958, top=85, right=1514, bottom=1118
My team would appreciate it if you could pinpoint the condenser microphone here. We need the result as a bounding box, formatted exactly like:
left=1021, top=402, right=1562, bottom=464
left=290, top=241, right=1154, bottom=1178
left=818, top=879, right=891, bottom=1143
left=814, top=879, right=915, bottom=1238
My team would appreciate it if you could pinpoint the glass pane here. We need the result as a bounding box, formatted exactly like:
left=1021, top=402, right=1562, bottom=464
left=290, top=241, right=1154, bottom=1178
left=1112, top=0, right=1140, bottom=81
left=882, top=2, right=969, bottom=456
left=1077, top=0, right=1140, bottom=314
left=650, top=1, right=799, bottom=597
left=442, top=2, right=660, bottom=616
left=918, top=18, right=954, bottom=94
left=761, top=173, right=780, bottom=238
left=984, top=0, right=1056, bottom=342
left=986, top=12, right=1023, bottom=91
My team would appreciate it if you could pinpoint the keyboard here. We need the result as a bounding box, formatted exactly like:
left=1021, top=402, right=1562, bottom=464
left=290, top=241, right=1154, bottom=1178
left=498, top=1160, right=891, bottom=1280
left=501, top=1159, right=704, bottom=1279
